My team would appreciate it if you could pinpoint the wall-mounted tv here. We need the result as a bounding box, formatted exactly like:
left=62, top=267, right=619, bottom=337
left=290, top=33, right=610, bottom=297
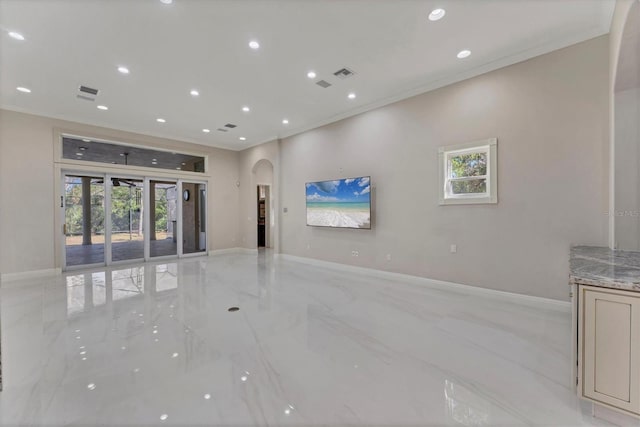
left=306, top=176, right=371, bottom=229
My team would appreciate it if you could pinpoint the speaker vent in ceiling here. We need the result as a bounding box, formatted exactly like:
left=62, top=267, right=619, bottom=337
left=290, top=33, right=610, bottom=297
left=76, top=94, right=95, bottom=102
left=224, top=123, right=237, bottom=128
left=217, top=128, right=228, bottom=132
left=316, top=80, right=331, bottom=88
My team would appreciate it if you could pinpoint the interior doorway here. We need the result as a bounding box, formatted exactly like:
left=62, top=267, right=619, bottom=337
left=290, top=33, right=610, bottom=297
left=257, top=185, right=270, bottom=248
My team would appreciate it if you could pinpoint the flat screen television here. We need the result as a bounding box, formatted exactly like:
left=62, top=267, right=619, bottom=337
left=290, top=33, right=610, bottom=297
left=306, top=176, right=371, bottom=229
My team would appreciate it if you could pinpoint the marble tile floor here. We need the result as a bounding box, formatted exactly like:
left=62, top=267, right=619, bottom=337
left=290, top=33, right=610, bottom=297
left=0, top=252, right=613, bottom=426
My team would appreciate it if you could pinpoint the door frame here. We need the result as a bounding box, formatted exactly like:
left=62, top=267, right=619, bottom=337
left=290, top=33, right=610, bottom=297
left=179, top=180, right=208, bottom=258
left=60, top=171, right=108, bottom=271
left=60, top=171, right=209, bottom=270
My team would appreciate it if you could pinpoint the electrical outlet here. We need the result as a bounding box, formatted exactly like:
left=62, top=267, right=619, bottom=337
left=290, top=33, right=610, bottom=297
left=450, top=244, right=457, bottom=254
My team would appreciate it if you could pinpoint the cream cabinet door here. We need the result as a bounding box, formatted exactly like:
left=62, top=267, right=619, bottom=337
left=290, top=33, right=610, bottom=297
left=580, top=286, right=640, bottom=416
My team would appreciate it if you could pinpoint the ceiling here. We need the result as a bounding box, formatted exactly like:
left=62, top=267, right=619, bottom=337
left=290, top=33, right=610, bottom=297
left=0, top=0, right=614, bottom=151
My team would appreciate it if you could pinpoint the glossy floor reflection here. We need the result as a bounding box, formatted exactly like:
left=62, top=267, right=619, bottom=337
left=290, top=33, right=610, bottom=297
left=0, top=252, right=611, bottom=426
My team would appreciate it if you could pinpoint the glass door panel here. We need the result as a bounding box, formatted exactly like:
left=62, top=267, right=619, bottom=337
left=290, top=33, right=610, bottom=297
left=150, top=180, right=178, bottom=257
left=182, top=182, right=206, bottom=254
left=64, top=175, right=105, bottom=267
left=110, top=177, right=144, bottom=262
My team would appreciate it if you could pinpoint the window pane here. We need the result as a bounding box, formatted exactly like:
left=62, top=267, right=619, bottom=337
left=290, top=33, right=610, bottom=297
left=449, top=152, right=487, bottom=178
left=451, top=179, right=486, bottom=195
left=63, top=137, right=205, bottom=173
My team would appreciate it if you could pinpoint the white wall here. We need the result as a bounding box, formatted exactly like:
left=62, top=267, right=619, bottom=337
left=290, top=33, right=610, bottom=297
left=0, top=109, right=240, bottom=275
left=612, top=1, right=640, bottom=250
left=614, top=87, right=640, bottom=250
left=278, top=36, right=609, bottom=301
left=607, top=0, right=635, bottom=248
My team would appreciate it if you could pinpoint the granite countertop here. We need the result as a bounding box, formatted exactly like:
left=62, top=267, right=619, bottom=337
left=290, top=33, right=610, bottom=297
left=569, top=246, right=640, bottom=292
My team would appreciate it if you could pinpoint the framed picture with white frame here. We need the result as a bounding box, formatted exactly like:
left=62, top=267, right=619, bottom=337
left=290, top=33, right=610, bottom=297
left=438, top=138, right=497, bottom=205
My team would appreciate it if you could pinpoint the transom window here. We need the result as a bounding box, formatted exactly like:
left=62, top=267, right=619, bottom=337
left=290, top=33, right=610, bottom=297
left=62, top=136, right=206, bottom=173
left=439, top=138, right=497, bottom=205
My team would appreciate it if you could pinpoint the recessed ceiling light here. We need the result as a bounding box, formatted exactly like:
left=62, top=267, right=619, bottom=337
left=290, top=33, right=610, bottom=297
left=242, top=106, right=250, bottom=112
left=79, top=146, right=87, bottom=150
left=181, top=162, right=186, bottom=165
left=457, top=49, right=471, bottom=59
left=307, top=71, right=316, bottom=79
left=76, top=152, right=83, bottom=156
left=160, top=414, right=168, bottom=422
left=97, top=105, right=108, bottom=110
left=204, top=394, right=211, bottom=400
left=428, top=8, right=446, bottom=21
left=16, top=86, right=31, bottom=93
left=348, top=92, right=356, bottom=100
left=202, top=128, right=210, bottom=133
left=152, top=158, right=157, bottom=161
left=8, top=31, right=25, bottom=41
left=152, top=161, right=158, bottom=165
left=176, top=167, right=181, bottom=170
left=239, top=137, right=246, bottom=141
left=87, top=383, right=96, bottom=391
left=282, top=119, right=289, bottom=125
left=159, top=0, right=172, bottom=4
left=117, top=66, right=130, bottom=74
left=156, top=118, right=166, bottom=123
left=248, top=40, right=260, bottom=50
left=82, top=138, right=91, bottom=142
left=190, top=89, right=199, bottom=96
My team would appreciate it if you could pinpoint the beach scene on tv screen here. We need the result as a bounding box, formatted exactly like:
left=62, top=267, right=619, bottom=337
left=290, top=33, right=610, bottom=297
left=306, top=177, right=371, bottom=229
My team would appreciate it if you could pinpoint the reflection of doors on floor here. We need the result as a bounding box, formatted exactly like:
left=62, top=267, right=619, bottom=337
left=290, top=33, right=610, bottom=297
left=257, top=185, right=269, bottom=248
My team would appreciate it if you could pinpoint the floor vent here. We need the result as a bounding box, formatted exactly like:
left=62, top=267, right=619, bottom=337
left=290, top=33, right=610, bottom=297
left=316, top=80, right=332, bottom=88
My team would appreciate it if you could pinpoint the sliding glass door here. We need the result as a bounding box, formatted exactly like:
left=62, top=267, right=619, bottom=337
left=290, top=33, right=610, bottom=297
left=64, top=175, right=105, bottom=267
left=110, top=177, right=144, bottom=262
left=150, top=180, right=178, bottom=258
left=181, top=182, right=207, bottom=255
left=63, top=173, right=206, bottom=269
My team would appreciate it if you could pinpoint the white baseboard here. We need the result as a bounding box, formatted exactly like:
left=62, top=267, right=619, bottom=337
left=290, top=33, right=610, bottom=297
left=277, top=254, right=571, bottom=312
left=209, top=247, right=258, bottom=256
left=1, top=267, right=62, bottom=283
left=593, top=402, right=640, bottom=426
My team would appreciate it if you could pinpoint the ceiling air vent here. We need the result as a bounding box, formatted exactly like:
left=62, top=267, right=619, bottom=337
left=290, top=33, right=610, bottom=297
left=79, top=85, right=99, bottom=96
left=316, top=80, right=332, bottom=88
left=333, top=67, right=355, bottom=79
left=217, top=128, right=228, bottom=132
left=76, top=94, right=95, bottom=102
left=224, top=123, right=237, bottom=128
